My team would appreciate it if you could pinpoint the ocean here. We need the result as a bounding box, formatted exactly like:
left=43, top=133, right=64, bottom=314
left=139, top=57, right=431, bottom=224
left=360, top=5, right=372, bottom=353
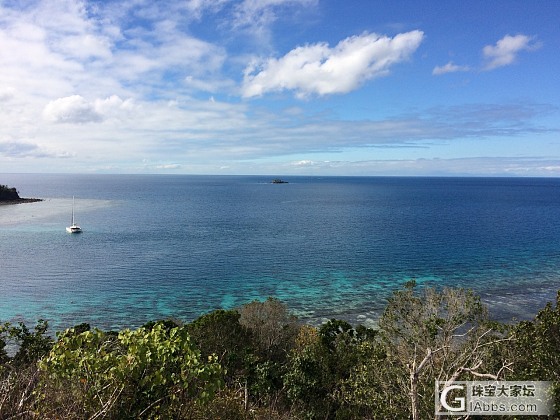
left=1, top=174, right=559, bottom=333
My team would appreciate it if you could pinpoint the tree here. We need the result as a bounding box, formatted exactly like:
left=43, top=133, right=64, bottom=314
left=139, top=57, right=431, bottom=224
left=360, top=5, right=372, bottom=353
left=238, top=297, right=298, bottom=359
left=283, top=325, right=332, bottom=418
left=237, top=297, right=300, bottom=408
left=4, top=320, right=53, bottom=368
left=379, top=280, right=511, bottom=420
left=284, top=320, right=378, bottom=419
left=188, top=309, right=251, bottom=382
left=334, top=339, right=409, bottom=419
left=0, top=320, right=53, bottom=419
left=0, top=324, right=8, bottom=366
left=509, top=291, right=560, bottom=413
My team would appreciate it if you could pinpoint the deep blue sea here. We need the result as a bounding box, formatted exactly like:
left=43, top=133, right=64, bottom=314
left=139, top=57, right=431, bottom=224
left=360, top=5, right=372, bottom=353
left=1, top=174, right=560, bottom=333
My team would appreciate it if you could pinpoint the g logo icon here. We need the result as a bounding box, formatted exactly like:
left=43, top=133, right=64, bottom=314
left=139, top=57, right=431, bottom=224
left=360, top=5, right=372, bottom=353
left=440, top=383, right=466, bottom=412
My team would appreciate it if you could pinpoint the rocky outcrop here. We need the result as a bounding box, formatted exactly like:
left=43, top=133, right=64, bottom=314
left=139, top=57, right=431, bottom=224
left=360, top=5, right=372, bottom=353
left=0, top=184, right=42, bottom=204
left=0, top=184, right=21, bottom=200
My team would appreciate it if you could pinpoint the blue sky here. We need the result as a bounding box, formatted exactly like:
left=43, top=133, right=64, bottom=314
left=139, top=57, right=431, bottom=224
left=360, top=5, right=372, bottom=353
left=0, top=0, right=559, bottom=175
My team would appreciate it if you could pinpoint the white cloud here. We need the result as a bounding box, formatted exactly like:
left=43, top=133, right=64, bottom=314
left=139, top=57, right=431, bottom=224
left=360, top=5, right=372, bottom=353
left=154, top=163, right=182, bottom=170
left=184, top=0, right=231, bottom=20
left=43, top=95, right=102, bottom=123
left=43, top=94, right=133, bottom=124
left=0, top=141, right=70, bottom=159
left=322, top=157, right=560, bottom=176
left=434, top=34, right=540, bottom=75
left=55, top=33, right=113, bottom=59
left=0, top=141, right=41, bottom=158
left=184, top=76, right=235, bottom=93
left=93, top=95, right=136, bottom=116
left=0, top=87, right=16, bottom=101
left=432, top=61, right=470, bottom=75
left=242, top=30, right=424, bottom=98
left=0, top=0, right=230, bottom=104
left=4, top=1, right=112, bottom=63
left=291, top=159, right=317, bottom=167
left=483, top=34, right=540, bottom=70
left=232, top=0, right=317, bottom=32
left=0, top=2, right=113, bottom=102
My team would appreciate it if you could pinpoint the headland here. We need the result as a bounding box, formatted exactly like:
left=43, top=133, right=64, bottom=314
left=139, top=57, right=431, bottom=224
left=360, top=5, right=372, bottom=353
left=0, top=184, right=42, bottom=205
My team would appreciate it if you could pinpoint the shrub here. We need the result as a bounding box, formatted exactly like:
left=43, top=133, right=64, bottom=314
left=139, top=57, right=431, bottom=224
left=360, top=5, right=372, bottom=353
left=37, top=322, right=223, bottom=419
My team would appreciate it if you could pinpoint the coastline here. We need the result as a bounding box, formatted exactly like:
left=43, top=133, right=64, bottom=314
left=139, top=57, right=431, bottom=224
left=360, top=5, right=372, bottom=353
left=0, top=198, right=43, bottom=206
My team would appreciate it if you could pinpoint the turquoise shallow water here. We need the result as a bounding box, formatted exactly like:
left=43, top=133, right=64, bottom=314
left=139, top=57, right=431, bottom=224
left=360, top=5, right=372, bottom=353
left=1, top=174, right=559, bottom=332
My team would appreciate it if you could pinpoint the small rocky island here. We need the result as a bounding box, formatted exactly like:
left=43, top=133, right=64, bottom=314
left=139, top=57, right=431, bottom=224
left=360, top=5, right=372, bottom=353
left=271, top=178, right=289, bottom=184
left=0, top=184, right=42, bottom=205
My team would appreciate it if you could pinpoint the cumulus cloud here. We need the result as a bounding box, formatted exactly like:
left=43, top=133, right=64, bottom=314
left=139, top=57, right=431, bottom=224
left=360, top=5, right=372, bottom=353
left=43, top=95, right=103, bottom=123
left=483, top=34, right=540, bottom=70
left=43, top=94, right=133, bottom=124
left=433, top=34, right=539, bottom=75
left=432, top=61, right=470, bottom=75
left=242, top=30, right=424, bottom=98
left=93, top=95, right=136, bottom=116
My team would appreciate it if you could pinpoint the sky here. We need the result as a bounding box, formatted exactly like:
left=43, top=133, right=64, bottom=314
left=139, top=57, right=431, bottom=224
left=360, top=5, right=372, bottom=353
left=0, top=0, right=559, bottom=176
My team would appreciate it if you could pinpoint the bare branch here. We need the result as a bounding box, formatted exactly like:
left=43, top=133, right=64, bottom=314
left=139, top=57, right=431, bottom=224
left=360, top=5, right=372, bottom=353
left=451, top=325, right=476, bottom=338
left=461, top=367, right=497, bottom=380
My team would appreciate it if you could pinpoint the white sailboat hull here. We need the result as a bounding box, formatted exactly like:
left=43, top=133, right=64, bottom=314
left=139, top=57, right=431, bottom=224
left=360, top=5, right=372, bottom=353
left=66, top=225, right=82, bottom=233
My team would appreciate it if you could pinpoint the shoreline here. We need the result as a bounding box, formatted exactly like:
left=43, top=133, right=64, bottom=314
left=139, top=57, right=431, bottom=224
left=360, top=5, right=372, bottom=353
left=0, top=198, right=43, bottom=206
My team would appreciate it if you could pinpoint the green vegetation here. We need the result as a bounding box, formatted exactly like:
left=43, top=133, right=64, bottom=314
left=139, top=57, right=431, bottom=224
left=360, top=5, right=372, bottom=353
left=1, top=287, right=559, bottom=419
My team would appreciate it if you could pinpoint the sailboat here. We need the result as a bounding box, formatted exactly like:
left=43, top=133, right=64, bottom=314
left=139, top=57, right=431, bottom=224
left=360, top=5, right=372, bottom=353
left=66, top=196, right=82, bottom=233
